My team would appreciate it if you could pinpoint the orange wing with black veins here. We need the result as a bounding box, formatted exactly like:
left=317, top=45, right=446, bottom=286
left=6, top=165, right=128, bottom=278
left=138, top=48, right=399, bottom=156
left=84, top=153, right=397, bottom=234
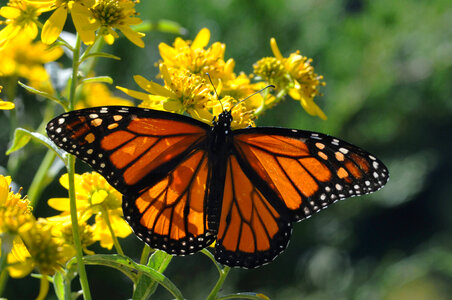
left=232, top=128, right=389, bottom=222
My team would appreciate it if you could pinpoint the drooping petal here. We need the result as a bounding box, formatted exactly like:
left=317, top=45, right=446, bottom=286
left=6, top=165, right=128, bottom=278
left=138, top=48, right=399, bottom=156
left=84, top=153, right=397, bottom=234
left=71, top=2, right=96, bottom=45
left=118, top=25, right=145, bottom=48
left=41, top=6, right=67, bottom=45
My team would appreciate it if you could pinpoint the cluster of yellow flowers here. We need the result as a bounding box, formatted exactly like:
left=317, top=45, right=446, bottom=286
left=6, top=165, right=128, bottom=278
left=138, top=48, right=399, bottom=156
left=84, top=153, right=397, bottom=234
left=118, top=28, right=327, bottom=128
left=0, top=173, right=128, bottom=278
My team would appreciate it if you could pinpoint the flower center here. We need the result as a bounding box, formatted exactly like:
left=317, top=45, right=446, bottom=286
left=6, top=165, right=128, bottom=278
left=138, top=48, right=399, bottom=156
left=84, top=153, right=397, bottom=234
left=90, top=0, right=124, bottom=26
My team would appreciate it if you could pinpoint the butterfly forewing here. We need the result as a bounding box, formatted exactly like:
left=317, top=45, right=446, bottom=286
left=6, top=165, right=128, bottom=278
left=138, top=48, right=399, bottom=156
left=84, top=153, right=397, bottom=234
left=46, top=106, right=210, bottom=194
left=232, top=128, right=389, bottom=222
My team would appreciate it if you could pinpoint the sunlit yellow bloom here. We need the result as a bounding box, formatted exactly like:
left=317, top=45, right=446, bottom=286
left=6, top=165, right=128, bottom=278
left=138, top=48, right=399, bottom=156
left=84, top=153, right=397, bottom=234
left=0, top=86, right=15, bottom=109
left=254, top=38, right=327, bottom=120
left=118, top=63, right=215, bottom=123
left=48, top=172, right=132, bottom=250
left=0, top=32, right=63, bottom=93
left=158, top=27, right=233, bottom=83
left=0, top=0, right=52, bottom=48
left=27, top=0, right=96, bottom=44
left=75, top=82, right=134, bottom=109
left=84, top=0, right=145, bottom=47
left=0, top=175, right=35, bottom=278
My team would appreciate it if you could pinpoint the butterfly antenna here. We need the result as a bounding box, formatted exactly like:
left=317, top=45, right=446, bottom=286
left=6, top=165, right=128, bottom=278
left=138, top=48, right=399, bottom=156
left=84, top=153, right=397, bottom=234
left=206, top=72, right=224, bottom=111
left=231, top=85, right=275, bottom=111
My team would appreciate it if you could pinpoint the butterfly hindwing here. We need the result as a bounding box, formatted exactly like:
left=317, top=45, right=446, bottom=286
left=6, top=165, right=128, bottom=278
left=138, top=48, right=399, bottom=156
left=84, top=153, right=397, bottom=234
left=215, top=155, right=292, bottom=268
left=232, top=127, right=389, bottom=222
left=123, top=149, right=216, bottom=254
left=46, top=106, right=210, bottom=194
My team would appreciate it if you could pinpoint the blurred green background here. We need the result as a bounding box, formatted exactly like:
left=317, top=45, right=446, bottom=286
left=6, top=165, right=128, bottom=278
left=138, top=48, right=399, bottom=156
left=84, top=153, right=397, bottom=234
left=2, top=0, right=452, bottom=299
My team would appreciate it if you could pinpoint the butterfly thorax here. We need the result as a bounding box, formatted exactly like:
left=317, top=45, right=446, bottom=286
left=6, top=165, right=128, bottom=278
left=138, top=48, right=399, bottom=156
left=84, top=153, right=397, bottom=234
left=206, top=110, right=234, bottom=231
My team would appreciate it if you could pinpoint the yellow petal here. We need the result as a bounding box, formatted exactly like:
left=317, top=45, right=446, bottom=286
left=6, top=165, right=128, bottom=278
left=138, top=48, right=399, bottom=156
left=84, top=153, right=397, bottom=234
left=71, top=2, right=96, bottom=45
left=118, top=25, right=145, bottom=48
left=103, top=33, right=115, bottom=45
left=163, top=99, right=183, bottom=111
left=24, top=22, right=38, bottom=40
left=47, top=198, right=71, bottom=211
left=108, top=214, right=132, bottom=238
left=91, top=190, right=107, bottom=205
left=7, top=236, right=33, bottom=278
left=41, top=6, right=67, bottom=44
left=158, top=42, right=177, bottom=62
left=133, top=75, right=176, bottom=98
left=58, top=173, right=82, bottom=190
left=116, top=86, right=157, bottom=102
left=270, top=37, right=284, bottom=60
left=0, top=101, right=15, bottom=110
left=297, top=93, right=327, bottom=120
left=0, top=6, right=20, bottom=18
left=192, top=28, right=210, bottom=49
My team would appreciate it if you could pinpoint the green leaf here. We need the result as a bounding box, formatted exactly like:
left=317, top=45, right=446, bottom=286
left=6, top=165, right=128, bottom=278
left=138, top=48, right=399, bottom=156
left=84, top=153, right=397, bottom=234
left=132, top=20, right=187, bottom=35
left=217, top=292, right=271, bottom=300
left=6, top=128, right=67, bottom=162
left=80, top=76, right=114, bottom=85
left=133, top=251, right=172, bottom=300
left=148, top=250, right=172, bottom=270
left=80, top=52, right=121, bottom=62
left=53, top=272, right=65, bottom=300
left=81, top=254, right=183, bottom=300
left=18, top=81, right=68, bottom=110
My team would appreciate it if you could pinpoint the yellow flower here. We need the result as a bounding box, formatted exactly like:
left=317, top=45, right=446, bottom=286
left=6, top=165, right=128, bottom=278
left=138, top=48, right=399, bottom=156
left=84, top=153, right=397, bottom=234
left=85, top=0, right=145, bottom=47
left=75, top=81, right=134, bottom=109
left=47, top=216, right=95, bottom=255
left=0, top=0, right=52, bottom=48
left=28, top=0, right=96, bottom=45
left=159, top=27, right=233, bottom=83
left=0, top=86, right=15, bottom=109
left=0, top=175, right=33, bottom=236
left=48, top=172, right=132, bottom=250
left=0, top=32, right=63, bottom=92
left=254, top=38, right=327, bottom=120
left=118, top=63, right=215, bottom=123
left=0, top=175, right=35, bottom=278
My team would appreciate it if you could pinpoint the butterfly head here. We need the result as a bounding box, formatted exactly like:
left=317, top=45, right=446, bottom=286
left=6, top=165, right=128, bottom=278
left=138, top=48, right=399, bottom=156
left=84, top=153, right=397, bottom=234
left=213, top=110, right=233, bottom=129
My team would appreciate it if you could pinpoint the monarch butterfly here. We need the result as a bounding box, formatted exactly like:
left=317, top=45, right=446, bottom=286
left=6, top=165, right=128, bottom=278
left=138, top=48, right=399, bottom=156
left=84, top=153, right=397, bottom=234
left=46, top=105, right=388, bottom=268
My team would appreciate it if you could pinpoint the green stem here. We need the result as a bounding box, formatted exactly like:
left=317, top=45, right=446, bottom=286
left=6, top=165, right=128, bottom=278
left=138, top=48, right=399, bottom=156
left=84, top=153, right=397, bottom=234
left=67, top=155, right=92, bottom=300
left=67, top=34, right=92, bottom=300
left=28, top=150, right=57, bottom=208
left=64, top=273, right=72, bottom=300
left=140, top=244, right=152, bottom=265
left=100, top=207, right=124, bottom=256
left=0, top=252, right=8, bottom=297
left=206, top=266, right=231, bottom=300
